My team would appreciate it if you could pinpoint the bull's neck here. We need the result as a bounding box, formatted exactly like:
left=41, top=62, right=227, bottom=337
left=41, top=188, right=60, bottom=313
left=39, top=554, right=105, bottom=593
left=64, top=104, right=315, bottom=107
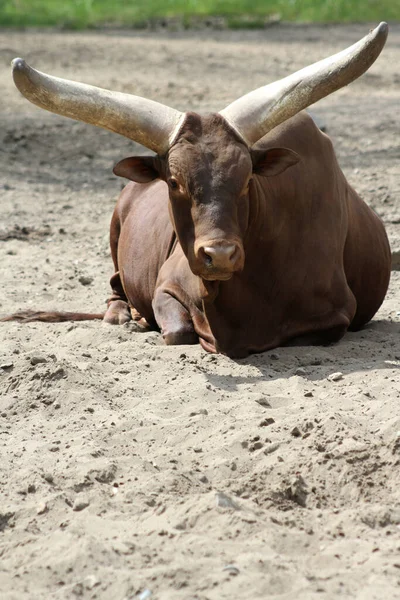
left=244, top=175, right=284, bottom=250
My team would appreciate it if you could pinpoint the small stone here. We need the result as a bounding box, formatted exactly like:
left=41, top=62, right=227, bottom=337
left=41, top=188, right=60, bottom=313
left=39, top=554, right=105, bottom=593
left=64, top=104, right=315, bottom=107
left=291, top=426, right=302, bottom=438
left=255, top=397, right=272, bottom=408
left=199, top=475, right=208, bottom=483
left=264, top=442, right=280, bottom=455
left=174, top=520, right=187, bottom=531
left=27, top=484, right=36, bottom=493
left=1, top=362, right=13, bottom=369
left=79, top=275, right=93, bottom=286
left=304, top=391, right=313, bottom=397
left=72, top=497, right=90, bottom=512
left=37, top=502, right=47, bottom=515
left=216, top=492, right=240, bottom=510
left=328, top=372, right=344, bottom=382
left=250, top=441, right=264, bottom=451
left=72, top=583, right=84, bottom=596
left=285, top=474, right=308, bottom=507
left=259, top=417, right=275, bottom=427
left=137, top=590, right=152, bottom=600
left=270, top=353, right=279, bottom=360
left=30, top=355, right=47, bottom=366
left=223, top=564, right=240, bottom=576
left=84, top=575, right=100, bottom=590
left=193, top=447, right=203, bottom=453
left=295, top=367, right=307, bottom=376
left=53, top=400, right=61, bottom=409
left=43, top=473, right=54, bottom=483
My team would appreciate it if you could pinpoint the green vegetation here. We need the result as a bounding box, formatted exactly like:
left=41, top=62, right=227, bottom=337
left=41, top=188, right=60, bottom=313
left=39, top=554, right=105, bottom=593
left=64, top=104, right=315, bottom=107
left=0, top=0, right=398, bottom=29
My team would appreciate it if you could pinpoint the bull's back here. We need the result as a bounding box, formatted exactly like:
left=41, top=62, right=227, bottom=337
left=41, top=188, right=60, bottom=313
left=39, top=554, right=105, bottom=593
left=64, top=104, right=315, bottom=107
left=343, top=186, right=391, bottom=329
left=266, top=113, right=391, bottom=330
left=114, top=180, right=174, bottom=323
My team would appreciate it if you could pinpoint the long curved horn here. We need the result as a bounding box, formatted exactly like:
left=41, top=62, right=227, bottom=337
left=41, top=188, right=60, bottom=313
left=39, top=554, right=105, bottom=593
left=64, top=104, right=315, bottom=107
left=11, top=58, right=184, bottom=154
left=220, top=22, right=388, bottom=146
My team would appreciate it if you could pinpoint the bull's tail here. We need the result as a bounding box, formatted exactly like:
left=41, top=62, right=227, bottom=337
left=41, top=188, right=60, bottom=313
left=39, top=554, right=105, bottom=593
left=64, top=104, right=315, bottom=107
left=0, top=310, right=105, bottom=323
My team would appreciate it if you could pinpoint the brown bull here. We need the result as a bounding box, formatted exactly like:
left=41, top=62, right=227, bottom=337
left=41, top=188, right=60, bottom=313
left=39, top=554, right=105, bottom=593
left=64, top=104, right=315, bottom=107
left=4, top=24, right=391, bottom=358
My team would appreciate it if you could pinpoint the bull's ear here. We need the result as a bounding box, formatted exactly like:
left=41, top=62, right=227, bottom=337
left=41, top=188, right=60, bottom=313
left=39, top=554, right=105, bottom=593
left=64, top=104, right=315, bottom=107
left=113, top=156, right=161, bottom=183
left=251, top=147, right=300, bottom=177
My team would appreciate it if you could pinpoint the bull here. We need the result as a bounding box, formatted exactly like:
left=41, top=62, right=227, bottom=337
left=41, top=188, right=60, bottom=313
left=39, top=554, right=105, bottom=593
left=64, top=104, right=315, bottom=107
left=3, top=23, right=391, bottom=358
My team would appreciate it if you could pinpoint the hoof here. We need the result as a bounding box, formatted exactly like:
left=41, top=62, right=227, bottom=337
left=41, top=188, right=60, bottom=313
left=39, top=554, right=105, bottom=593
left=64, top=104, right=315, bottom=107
left=163, top=329, right=198, bottom=345
left=103, top=300, right=132, bottom=325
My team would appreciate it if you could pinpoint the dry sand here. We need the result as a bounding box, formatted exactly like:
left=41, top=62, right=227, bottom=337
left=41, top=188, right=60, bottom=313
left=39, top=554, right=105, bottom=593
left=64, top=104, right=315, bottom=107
left=0, top=23, right=399, bottom=599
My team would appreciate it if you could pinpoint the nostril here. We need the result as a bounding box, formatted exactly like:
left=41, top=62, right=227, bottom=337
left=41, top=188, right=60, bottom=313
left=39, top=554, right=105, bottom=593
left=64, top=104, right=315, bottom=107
left=199, top=247, right=214, bottom=267
left=227, top=246, right=237, bottom=263
left=199, top=245, right=240, bottom=269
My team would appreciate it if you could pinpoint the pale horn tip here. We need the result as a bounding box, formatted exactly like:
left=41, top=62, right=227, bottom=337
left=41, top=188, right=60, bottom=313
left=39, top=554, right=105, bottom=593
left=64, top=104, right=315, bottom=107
left=11, top=58, right=30, bottom=88
left=374, top=21, right=389, bottom=39
left=11, top=57, right=27, bottom=71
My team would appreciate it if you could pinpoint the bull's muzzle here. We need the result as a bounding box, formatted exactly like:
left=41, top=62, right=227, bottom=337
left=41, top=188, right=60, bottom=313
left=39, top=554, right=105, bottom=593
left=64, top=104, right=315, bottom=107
left=195, top=241, right=244, bottom=280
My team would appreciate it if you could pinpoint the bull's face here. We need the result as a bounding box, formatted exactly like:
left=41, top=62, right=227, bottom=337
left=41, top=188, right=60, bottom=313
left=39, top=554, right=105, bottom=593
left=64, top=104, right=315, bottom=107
left=114, top=113, right=299, bottom=281
left=165, top=114, right=250, bottom=281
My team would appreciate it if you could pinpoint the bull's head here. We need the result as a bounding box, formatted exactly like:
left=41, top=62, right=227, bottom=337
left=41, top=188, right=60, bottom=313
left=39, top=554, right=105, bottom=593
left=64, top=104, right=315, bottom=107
left=12, top=23, right=388, bottom=282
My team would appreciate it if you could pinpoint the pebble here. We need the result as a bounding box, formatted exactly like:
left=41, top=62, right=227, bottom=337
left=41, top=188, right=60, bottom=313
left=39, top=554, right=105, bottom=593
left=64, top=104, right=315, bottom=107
left=137, top=590, right=152, bottom=600
left=79, top=275, right=93, bottom=286
left=30, top=355, right=47, bottom=366
left=37, top=502, right=47, bottom=515
left=223, top=564, right=240, bottom=576
left=259, top=417, right=275, bottom=427
left=264, top=442, right=280, bottom=455
left=215, top=492, right=240, bottom=510
left=72, top=497, right=90, bottom=512
left=286, top=474, right=308, bottom=507
left=291, top=426, right=302, bottom=438
left=1, top=362, right=13, bottom=369
left=304, top=391, right=313, bottom=397
left=328, top=372, right=344, bottom=382
left=255, top=397, right=272, bottom=408
left=43, top=473, right=54, bottom=483
left=250, top=441, right=264, bottom=451
left=295, top=367, right=307, bottom=376
left=84, top=575, right=100, bottom=590
left=53, top=400, right=61, bottom=409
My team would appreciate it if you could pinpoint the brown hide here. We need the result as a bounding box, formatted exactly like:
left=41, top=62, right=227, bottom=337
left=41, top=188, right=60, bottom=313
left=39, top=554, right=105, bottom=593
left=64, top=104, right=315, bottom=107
left=109, top=112, right=391, bottom=358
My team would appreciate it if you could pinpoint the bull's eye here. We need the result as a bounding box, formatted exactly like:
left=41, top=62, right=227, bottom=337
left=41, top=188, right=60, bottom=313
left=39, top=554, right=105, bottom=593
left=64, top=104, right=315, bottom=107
left=168, top=177, right=179, bottom=190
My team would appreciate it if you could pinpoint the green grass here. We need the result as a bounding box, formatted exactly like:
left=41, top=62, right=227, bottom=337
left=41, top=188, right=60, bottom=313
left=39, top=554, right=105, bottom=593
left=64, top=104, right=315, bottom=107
left=0, top=0, right=398, bottom=29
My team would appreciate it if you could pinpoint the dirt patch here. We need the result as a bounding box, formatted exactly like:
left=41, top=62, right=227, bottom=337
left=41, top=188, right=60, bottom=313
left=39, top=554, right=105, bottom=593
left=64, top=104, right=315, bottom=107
left=0, top=24, right=399, bottom=600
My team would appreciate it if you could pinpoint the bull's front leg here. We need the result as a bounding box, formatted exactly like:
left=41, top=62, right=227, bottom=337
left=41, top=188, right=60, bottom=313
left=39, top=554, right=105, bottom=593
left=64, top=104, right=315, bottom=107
left=104, top=271, right=132, bottom=325
left=153, top=286, right=198, bottom=346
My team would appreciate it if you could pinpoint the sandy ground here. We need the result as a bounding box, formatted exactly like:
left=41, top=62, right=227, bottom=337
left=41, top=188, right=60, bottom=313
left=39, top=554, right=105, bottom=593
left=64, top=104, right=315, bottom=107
left=0, top=23, right=400, bottom=600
